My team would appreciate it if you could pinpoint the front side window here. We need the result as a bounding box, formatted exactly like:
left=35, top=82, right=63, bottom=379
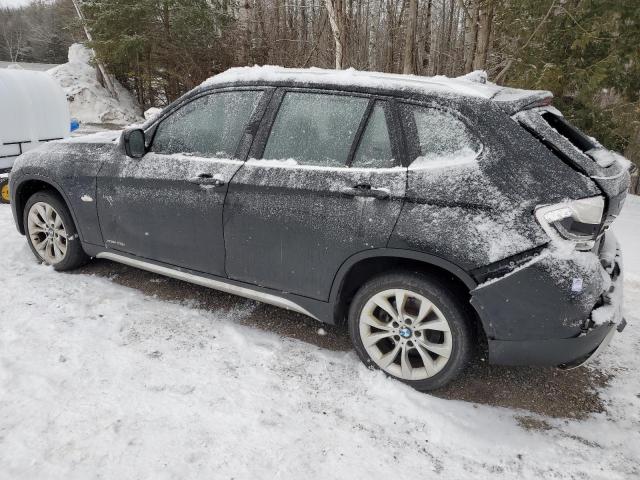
left=404, top=105, right=481, bottom=167
left=152, top=90, right=262, bottom=158
left=261, top=92, right=369, bottom=167
left=351, top=103, right=394, bottom=169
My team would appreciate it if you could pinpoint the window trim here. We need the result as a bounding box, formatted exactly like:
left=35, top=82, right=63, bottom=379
left=399, top=101, right=483, bottom=167
left=348, top=100, right=399, bottom=169
left=146, top=87, right=271, bottom=160
left=250, top=87, right=404, bottom=169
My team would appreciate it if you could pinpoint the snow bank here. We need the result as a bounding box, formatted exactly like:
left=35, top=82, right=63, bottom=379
left=48, top=44, right=142, bottom=125
left=1, top=199, right=640, bottom=477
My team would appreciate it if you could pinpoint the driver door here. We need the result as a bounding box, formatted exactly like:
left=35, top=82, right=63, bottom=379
left=96, top=88, right=266, bottom=276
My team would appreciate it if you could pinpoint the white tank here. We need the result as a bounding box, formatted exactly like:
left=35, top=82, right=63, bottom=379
left=0, top=68, right=70, bottom=171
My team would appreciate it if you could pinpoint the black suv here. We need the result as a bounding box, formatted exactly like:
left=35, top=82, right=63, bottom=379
left=9, top=67, right=629, bottom=390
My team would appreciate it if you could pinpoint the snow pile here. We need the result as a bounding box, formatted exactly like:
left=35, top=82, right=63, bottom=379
left=456, top=70, right=488, bottom=84
left=48, top=44, right=142, bottom=125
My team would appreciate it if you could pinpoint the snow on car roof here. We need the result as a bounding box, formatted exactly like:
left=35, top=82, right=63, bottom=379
left=202, top=66, right=552, bottom=112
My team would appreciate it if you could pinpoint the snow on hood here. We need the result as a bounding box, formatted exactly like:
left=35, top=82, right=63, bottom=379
left=48, top=44, right=143, bottom=125
left=57, top=130, right=122, bottom=144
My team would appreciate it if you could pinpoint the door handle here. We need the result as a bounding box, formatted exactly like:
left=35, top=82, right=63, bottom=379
left=188, top=173, right=226, bottom=187
left=341, top=184, right=390, bottom=199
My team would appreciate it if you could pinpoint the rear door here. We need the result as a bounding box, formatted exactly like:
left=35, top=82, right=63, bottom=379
left=97, top=88, right=267, bottom=275
left=223, top=89, right=407, bottom=300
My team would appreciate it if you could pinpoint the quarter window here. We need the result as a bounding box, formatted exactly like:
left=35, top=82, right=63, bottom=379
left=404, top=105, right=481, bottom=167
left=351, top=103, right=394, bottom=169
left=261, top=92, right=369, bottom=167
left=152, top=90, right=262, bottom=158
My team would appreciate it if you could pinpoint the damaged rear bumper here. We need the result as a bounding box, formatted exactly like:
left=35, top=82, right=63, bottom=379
left=471, top=232, right=625, bottom=367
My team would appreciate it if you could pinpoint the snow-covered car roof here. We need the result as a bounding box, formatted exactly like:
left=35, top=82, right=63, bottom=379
left=201, top=66, right=552, bottom=114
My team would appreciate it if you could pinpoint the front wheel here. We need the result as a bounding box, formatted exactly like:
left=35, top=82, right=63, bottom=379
left=348, top=271, right=473, bottom=391
left=23, top=191, right=89, bottom=271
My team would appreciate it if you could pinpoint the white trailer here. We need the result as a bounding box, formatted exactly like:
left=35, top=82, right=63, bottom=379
left=1, top=68, right=70, bottom=202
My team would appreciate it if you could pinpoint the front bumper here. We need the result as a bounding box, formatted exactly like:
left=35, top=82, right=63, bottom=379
left=471, top=232, right=625, bottom=367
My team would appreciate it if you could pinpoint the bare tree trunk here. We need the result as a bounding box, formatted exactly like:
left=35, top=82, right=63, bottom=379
left=472, top=1, right=492, bottom=71
left=402, top=0, right=418, bottom=74
left=325, top=0, right=346, bottom=69
left=70, top=0, right=118, bottom=99
left=463, top=0, right=478, bottom=72
left=423, top=0, right=433, bottom=75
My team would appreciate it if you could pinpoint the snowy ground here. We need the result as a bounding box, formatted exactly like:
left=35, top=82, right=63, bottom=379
left=0, top=197, right=639, bottom=479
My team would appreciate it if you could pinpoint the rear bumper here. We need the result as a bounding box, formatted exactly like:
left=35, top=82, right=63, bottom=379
left=471, top=232, right=625, bottom=367
left=488, top=317, right=625, bottom=367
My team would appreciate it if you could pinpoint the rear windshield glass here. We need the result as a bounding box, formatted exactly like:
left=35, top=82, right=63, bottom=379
left=540, top=112, right=596, bottom=153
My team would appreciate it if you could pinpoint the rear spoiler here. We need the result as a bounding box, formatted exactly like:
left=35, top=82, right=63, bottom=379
left=491, top=88, right=554, bottom=115
left=456, top=71, right=554, bottom=115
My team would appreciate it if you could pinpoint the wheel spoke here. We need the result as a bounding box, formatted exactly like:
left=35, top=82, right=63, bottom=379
left=414, top=344, right=437, bottom=375
left=416, top=299, right=433, bottom=323
left=44, top=204, right=55, bottom=225
left=372, top=294, right=398, bottom=320
left=415, top=318, right=450, bottom=332
left=363, top=330, right=395, bottom=347
left=395, top=290, right=407, bottom=317
left=35, top=204, right=47, bottom=223
left=378, top=342, right=401, bottom=368
left=54, top=213, right=63, bottom=228
left=52, top=242, right=64, bottom=259
left=400, top=344, right=412, bottom=379
left=361, top=312, right=393, bottom=331
left=54, top=238, right=67, bottom=256
left=416, top=339, right=451, bottom=359
left=32, top=236, right=47, bottom=253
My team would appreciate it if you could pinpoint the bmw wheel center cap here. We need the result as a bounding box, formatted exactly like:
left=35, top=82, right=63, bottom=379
left=399, top=327, right=412, bottom=338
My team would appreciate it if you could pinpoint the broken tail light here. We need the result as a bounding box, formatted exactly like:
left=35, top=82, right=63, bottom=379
left=535, top=196, right=605, bottom=251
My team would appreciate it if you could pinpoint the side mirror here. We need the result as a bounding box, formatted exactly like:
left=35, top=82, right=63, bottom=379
left=123, top=128, right=147, bottom=158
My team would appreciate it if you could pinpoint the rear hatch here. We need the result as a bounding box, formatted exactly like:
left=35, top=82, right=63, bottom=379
left=514, top=106, right=631, bottom=224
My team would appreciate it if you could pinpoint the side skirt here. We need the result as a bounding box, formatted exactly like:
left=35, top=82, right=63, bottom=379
left=95, top=251, right=322, bottom=321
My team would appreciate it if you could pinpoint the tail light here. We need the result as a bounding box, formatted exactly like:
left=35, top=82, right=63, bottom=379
left=535, top=196, right=605, bottom=251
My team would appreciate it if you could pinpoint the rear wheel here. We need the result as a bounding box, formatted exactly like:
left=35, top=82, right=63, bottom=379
left=23, top=191, right=89, bottom=271
left=348, top=271, right=472, bottom=391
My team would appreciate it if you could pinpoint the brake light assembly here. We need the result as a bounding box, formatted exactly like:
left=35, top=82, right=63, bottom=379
left=535, top=196, right=605, bottom=251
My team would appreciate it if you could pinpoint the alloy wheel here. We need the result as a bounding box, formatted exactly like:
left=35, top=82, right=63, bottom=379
left=27, top=201, right=68, bottom=265
left=359, top=288, right=453, bottom=381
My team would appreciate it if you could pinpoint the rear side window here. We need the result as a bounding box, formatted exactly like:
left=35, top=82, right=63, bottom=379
left=152, top=90, right=262, bottom=158
left=262, top=92, right=369, bottom=167
left=351, top=103, right=394, bottom=169
left=403, top=105, right=481, bottom=167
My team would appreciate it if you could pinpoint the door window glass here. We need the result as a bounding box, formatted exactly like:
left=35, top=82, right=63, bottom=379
left=262, top=92, right=369, bottom=167
left=352, top=103, right=394, bottom=168
left=152, top=90, right=262, bottom=158
left=405, top=105, right=481, bottom=167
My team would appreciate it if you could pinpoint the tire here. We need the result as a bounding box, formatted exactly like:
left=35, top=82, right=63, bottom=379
left=23, top=191, right=89, bottom=271
left=348, top=271, right=472, bottom=391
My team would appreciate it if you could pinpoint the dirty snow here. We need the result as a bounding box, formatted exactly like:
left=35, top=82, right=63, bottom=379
left=48, top=44, right=143, bottom=125
left=0, top=198, right=639, bottom=478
